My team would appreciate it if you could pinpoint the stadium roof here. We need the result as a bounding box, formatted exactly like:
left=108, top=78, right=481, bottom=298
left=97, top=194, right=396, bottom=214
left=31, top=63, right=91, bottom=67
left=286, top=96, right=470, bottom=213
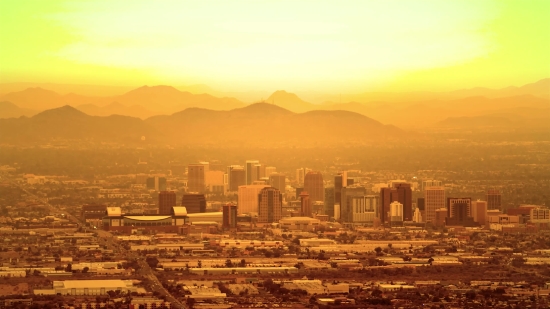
left=125, top=216, right=171, bottom=221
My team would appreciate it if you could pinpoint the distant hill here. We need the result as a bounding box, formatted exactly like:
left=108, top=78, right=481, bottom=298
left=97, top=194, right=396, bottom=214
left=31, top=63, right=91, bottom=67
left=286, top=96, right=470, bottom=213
left=0, top=103, right=405, bottom=146
left=0, top=101, right=37, bottom=118
left=76, top=102, right=157, bottom=119
left=0, top=88, right=66, bottom=110
left=145, top=103, right=403, bottom=147
left=0, top=85, right=246, bottom=115
left=265, top=90, right=316, bottom=113
left=0, top=105, right=159, bottom=143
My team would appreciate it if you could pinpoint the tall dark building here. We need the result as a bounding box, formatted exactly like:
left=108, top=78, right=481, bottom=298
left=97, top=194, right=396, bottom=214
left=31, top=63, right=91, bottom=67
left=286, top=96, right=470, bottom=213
left=380, top=187, right=397, bottom=224
left=379, top=183, right=413, bottom=223
left=446, top=197, right=475, bottom=226
left=158, top=191, right=176, bottom=215
left=296, top=187, right=304, bottom=198
left=486, top=189, right=502, bottom=211
left=269, top=173, right=286, bottom=192
left=341, top=185, right=366, bottom=222
left=222, top=203, right=238, bottom=229
left=325, top=187, right=335, bottom=218
left=229, top=167, right=246, bottom=191
left=334, top=174, right=343, bottom=210
left=181, top=194, right=206, bottom=213
left=417, top=197, right=425, bottom=211
left=300, top=191, right=312, bottom=217
left=146, top=176, right=166, bottom=191
left=188, top=164, right=205, bottom=193
left=258, top=187, right=282, bottom=223
left=304, top=171, right=324, bottom=203
left=393, top=183, right=412, bottom=221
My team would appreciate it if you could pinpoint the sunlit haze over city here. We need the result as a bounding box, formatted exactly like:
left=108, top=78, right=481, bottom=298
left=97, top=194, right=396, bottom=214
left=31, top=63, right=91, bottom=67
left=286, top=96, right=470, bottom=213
left=0, top=1, right=549, bottom=308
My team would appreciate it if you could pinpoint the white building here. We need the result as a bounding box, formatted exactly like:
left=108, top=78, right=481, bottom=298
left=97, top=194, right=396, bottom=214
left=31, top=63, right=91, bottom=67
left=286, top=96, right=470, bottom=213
left=34, top=280, right=141, bottom=295
left=390, top=201, right=403, bottom=223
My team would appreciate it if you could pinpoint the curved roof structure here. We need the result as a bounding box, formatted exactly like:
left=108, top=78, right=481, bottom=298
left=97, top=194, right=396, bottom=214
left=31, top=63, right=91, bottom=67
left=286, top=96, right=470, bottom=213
left=124, top=216, right=171, bottom=221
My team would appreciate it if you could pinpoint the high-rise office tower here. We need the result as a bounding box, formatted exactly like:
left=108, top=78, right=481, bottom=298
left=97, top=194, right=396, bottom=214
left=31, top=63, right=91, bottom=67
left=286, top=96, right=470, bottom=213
left=255, top=164, right=266, bottom=179
left=325, top=187, right=335, bottom=218
left=348, top=195, right=378, bottom=223
left=296, top=167, right=312, bottom=186
left=379, top=187, right=394, bottom=223
left=413, top=208, right=423, bottom=223
left=393, top=183, right=412, bottom=221
left=228, top=166, right=246, bottom=192
left=188, top=164, right=206, bottom=193
left=300, top=191, right=312, bottom=217
left=245, top=160, right=260, bottom=185
left=390, top=201, right=404, bottom=226
left=422, top=180, right=442, bottom=191
left=334, top=172, right=347, bottom=205
left=472, top=200, right=488, bottom=226
left=265, top=166, right=277, bottom=177
left=158, top=191, right=176, bottom=215
left=181, top=194, right=206, bottom=213
left=269, top=173, right=286, bottom=192
left=237, top=185, right=269, bottom=214
left=304, top=171, right=324, bottom=203
left=146, top=176, right=166, bottom=191
left=486, top=189, right=502, bottom=211
left=341, top=185, right=367, bottom=222
left=425, top=186, right=446, bottom=223
left=434, top=208, right=447, bottom=227
left=258, top=187, right=282, bottom=223
left=446, top=197, right=474, bottom=226
left=222, top=203, right=238, bottom=229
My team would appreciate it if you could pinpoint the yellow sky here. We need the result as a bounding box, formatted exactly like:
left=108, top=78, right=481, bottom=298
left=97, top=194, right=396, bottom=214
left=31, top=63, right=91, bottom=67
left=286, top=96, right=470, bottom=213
left=0, top=0, right=548, bottom=93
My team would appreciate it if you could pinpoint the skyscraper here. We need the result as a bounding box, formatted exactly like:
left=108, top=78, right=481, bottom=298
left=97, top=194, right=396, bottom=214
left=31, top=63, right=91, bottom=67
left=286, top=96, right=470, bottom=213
left=181, top=194, right=206, bottom=213
left=393, top=183, right=412, bottom=221
left=341, top=185, right=367, bottom=222
left=446, top=197, right=474, bottom=226
left=158, top=191, right=176, bottom=215
left=146, top=176, right=166, bottom=191
left=265, top=166, right=277, bottom=177
left=422, top=180, right=442, bottom=191
left=228, top=166, right=246, bottom=192
left=237, top=184, right=269, bottom=214
left=258, top=187, right=282, bottom=223
left=390, top=201, right=404, bottom=226
left=296, top=167, right=312, bottom=186
left=245, top=160, right=260, bottom=185
left=486, top=189, right=502, bottom=211
left=222, top=203, right=238, bottom=229
left=269, top=173, right=286, bottom=192
left=188, top=164, right=206, bottom=193
left=472, top=200, right=488, bottom=226
left=324, top=187, right=335, bottom=218
left=300, top=191, right=312, bottom=217
left=425, top=186, right=446, bottom=223
left=304, top=171, right=324, bottom=203
left=348, top=195, right=378, bottom=223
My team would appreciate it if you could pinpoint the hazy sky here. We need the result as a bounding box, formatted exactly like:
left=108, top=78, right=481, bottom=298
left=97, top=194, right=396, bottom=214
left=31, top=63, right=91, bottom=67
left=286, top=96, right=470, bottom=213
left=1, top=0, right=548, bottom=92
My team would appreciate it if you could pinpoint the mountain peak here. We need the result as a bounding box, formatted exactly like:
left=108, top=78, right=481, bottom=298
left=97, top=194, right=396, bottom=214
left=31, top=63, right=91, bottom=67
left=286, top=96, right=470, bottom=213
left=33, top=105, right=89, bottom=119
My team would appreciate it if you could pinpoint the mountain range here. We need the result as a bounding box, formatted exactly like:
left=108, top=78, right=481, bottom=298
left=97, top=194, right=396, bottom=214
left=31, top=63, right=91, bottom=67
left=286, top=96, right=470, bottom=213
left=0, top=78, right=548, bottom=130
left=0, top=103, right=402, bottom=147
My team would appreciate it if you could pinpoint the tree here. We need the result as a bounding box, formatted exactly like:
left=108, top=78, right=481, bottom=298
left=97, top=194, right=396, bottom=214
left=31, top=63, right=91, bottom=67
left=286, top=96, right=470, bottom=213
left=65, top=263, right=72, bottom=272
left=82, top=267, right=89, bottom=273
left=225, top=259, right=233, bottom=268
left=239, top=259, right=246, bottom=267
left=375, top=247, right=382, bottom=254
